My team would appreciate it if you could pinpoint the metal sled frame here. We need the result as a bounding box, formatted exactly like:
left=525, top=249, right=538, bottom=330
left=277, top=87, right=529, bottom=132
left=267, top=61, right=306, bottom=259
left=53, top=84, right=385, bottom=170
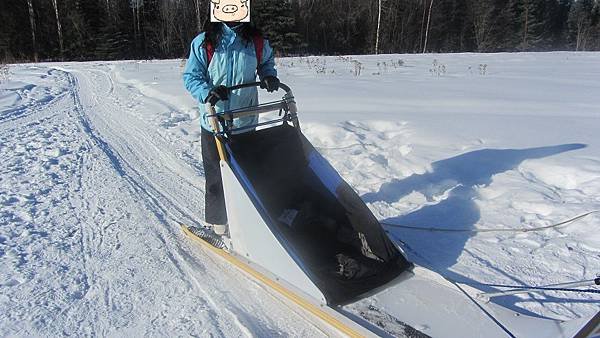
left=206, top=82, right=300, bottom=137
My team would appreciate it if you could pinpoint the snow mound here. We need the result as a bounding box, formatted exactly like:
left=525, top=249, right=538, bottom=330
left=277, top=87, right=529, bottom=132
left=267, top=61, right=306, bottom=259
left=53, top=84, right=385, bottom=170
left=519, top=160, right=600, bottom=190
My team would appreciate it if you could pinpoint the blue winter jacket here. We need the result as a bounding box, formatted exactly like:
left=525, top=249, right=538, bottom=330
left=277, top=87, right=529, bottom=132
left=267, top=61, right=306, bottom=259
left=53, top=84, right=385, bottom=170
left=183, top=24, right=277, bottom=132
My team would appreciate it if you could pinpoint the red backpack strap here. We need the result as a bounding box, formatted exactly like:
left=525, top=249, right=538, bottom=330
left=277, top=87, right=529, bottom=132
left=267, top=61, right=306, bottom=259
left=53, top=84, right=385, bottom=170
left=252, top=34, right=264, bottom=66
left=205, top=41, right=215, bottom=66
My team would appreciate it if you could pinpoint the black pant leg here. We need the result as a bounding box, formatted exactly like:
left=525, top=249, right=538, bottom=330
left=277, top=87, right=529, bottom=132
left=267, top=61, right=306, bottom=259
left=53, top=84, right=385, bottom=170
left=201, top=128, right=228, bottom=225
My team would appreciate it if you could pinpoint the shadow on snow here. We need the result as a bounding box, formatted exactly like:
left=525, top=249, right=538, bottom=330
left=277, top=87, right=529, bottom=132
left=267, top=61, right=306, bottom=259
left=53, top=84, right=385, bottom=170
left=362, top=143, right=587, bottom=316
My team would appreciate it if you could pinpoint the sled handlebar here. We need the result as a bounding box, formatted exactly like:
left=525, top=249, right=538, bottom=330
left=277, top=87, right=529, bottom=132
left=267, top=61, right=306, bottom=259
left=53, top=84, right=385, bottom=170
left=227, top=81, right=292, bottom=93
left=205, top=81, right=299, bottom=135
left=206, top=81, right=292, bottom=107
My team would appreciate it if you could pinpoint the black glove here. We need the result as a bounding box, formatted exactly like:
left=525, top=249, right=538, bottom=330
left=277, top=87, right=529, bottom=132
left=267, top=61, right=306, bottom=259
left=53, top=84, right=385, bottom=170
left=207, top=85, right=229, bottom=106
left=260, top=76, right=280, bottom=93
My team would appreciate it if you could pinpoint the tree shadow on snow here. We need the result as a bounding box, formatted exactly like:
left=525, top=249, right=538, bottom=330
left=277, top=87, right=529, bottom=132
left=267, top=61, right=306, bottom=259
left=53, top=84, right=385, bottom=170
left=362, top=143, right=587, bottom=316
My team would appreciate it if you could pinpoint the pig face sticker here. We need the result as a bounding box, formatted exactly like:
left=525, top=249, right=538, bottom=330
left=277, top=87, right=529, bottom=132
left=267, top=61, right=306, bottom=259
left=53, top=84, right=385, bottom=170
left=211, top=0, right=250, bottom=23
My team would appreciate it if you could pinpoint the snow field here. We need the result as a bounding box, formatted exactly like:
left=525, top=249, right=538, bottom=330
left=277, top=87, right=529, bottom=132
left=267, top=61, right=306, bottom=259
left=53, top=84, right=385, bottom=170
left=1, top=52, right=599, bottom=335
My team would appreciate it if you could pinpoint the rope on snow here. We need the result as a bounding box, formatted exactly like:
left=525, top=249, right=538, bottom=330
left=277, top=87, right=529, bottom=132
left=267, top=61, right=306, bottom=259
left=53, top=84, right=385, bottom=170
left=381, top=210, right=598, bottom=233
left=476, top=277, right=600, bottom=302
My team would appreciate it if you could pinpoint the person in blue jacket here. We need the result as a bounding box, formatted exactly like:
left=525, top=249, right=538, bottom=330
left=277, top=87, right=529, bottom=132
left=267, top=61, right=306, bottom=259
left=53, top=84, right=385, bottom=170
left=183, top=20, right=279, bottom=236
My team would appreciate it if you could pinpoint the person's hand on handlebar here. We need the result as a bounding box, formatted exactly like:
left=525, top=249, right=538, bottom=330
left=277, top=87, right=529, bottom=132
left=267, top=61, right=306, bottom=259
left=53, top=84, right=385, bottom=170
left=207, top=85, right=229, bottom=105
left=260, top=76, right=280, bottom=93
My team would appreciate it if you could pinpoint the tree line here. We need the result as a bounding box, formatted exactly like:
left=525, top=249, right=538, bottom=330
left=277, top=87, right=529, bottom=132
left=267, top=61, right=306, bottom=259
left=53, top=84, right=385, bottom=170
left=1, top=0, right=599, bottom=63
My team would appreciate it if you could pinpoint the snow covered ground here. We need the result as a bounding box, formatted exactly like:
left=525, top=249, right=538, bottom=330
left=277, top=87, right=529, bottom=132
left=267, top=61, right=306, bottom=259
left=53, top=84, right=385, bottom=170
left=1, top=52, right=599, bottom=336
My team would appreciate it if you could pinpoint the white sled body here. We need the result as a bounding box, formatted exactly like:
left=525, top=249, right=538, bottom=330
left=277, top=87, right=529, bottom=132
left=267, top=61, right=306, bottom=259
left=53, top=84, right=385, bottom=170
left=220, top=160, right=326, bottom=304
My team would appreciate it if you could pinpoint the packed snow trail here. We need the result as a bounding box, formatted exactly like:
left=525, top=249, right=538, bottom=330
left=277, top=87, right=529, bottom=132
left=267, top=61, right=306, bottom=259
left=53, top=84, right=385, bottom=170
left=0, top=64, right=324, bottom=336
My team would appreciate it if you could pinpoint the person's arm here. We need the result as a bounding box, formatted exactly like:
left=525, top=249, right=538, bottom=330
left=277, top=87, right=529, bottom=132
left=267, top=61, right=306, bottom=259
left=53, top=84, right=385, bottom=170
left=183, top=34, right=212, bottom=103
left=257, top=39, right=277, bottom=80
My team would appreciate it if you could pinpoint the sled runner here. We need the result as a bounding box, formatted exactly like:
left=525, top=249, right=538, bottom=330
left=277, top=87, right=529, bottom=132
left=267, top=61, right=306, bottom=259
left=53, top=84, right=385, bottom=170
left=183, top=82, right=600, bottom=337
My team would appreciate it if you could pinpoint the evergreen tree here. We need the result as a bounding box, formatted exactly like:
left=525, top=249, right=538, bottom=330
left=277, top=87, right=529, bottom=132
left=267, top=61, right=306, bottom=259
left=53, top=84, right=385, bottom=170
left=0, top=0, right=28, bottom=61
left=592, top=1, right=600, bottom=50
left=430, top=0, right=473, bottom=52
left=514, top=0, right=551, bottom=51
left=568, top=0, right=595, bottom=50
left=95, top=26, right=132, bottom=60
left=549, top=0, right=574, bottom=50
left=95, top=1, right=134, bottom=60
left=253, top=0, right=303, bottom=54
left=467, top=0, right=520, bottom=52
left=376, top=0, right=424, bottom=53
left=61, top=1, right=91, bottom=60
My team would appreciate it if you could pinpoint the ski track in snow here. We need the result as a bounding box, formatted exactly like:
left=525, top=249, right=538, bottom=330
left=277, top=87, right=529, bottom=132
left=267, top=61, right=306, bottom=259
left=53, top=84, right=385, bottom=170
left=1, top=53, right=599, bottom=336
